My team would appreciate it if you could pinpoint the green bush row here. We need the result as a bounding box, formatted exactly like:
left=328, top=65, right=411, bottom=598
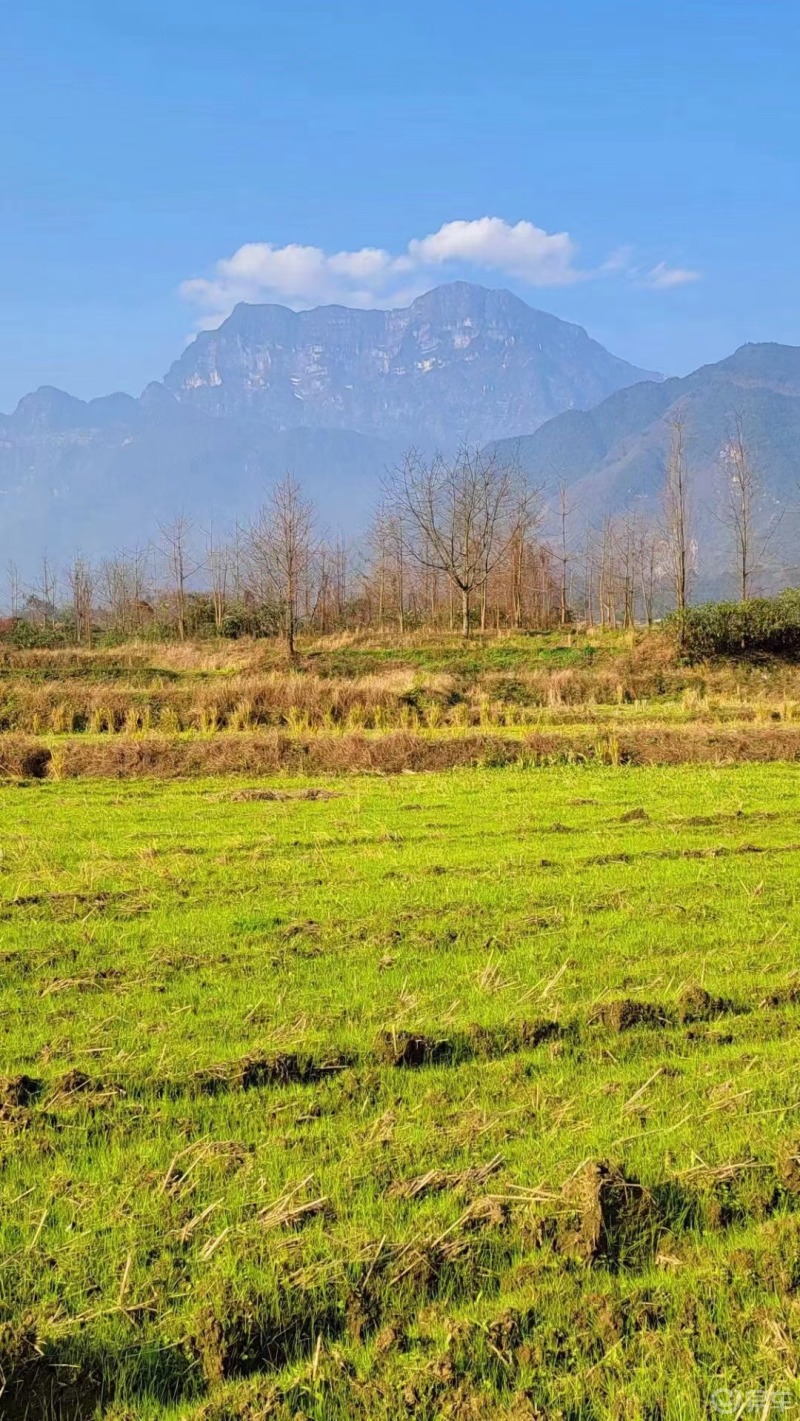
left=674, top=590, right=800, bottom=658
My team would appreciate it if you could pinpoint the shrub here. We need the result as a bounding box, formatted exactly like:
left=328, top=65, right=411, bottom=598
left=6, top=619, right=66, bottom=650
left=222, top=602, right=280, bottom=639
left=675, top=591, right=800, bottom=660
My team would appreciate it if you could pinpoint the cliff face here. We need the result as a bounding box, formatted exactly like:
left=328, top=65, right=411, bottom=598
left=0, top=283, right=659, bottom=566
left=163, top=282, right=658, bottom=445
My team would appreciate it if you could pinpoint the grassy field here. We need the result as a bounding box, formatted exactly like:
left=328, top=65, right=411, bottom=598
left=3, top=760, right=800, bottom=1419
left=1, top=630, right=800, bottom=786
left=3, top=629, right=800, bottom=740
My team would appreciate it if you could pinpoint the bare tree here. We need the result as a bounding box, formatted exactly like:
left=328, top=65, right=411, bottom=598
left=718, top=414, right=780, bottom=601
left=315, top=543, right=332, bottom=636
left=579, top=521, right=598, bottom=628
left=66, top=556, right=94, bottom=644
left=247, top=474, right=315, bottom=654
left=205, top=524, right=230, bottom=634
left=158, top=515, right=201, bottom=640
left=385, top=512, right=407, bottom=635
left=614, top=514, right=638, bottom=630
left=36, top=554, right=57, bottom=630
left=7, top=561, right=21, bottom=618
left=388, top=447, right=526, bottom=637
left=367, top=506, right=392, bottom=633
left=662, top=415, right=693, bottom=632
left=597, top=519, right=618, bottom=629
left=508, top=524, right=526, bottom=630
left=101, top=547, right=151, bottom=636
left=496, top=485, right=544, bottom=630
left=636, top=517, right=664, bottom=627
left=555, top=480, right=578, bottom=627
left=312, top=536, right=350, bottom=635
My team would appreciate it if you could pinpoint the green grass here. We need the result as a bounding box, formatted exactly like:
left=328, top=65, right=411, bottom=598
left=2, top=765, right=800, bottom=1418
left=302, top=630, right=602, bottom=677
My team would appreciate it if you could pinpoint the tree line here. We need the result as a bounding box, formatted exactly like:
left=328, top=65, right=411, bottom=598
left=5, top=418, right=787, bottom=646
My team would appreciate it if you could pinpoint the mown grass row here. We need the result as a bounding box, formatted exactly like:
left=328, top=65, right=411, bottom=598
left=5, top=684, right=800, bottom=737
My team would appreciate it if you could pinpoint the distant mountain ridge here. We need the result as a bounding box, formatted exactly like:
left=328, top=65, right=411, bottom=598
left=163, top=282, right=659, bottom=445
left=3, top=311, right=800, bottom=594
left=490, top=341, right=800, bottom=593
left=0, top=283, right=659, bottom=566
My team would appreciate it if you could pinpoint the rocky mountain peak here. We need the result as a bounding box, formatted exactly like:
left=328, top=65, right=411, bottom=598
left=163, top=282, right=659, bottom=445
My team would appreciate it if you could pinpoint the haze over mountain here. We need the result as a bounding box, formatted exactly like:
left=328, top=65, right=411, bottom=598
left=164, top=283, right=658, bottom=445
left=0, top=284, right=658, bottom=568
left=491, top=342, right=800, bottom=593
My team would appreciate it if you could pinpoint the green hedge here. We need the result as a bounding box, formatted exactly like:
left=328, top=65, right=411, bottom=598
left=673, top=590, right=800, bottom=659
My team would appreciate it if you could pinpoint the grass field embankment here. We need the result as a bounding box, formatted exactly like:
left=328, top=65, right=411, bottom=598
left=1, top=629, right=800, bottom=778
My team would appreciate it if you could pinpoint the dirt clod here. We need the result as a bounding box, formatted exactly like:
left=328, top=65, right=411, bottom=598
left=375, top=1323, right=408, bottom=1355
left=462, top=1196, right=510, bottom=1231
left=0, top=1074, right=42, bottom=1109
left=0, top=1316, right=102, bottom=1421
left=676, top=985, right=733, bottom=1023
left=191, top=1285, right=340, bottom=1384
left=388, top=1154, right=504, bottom=1201
left=466, top=1019, right=562, bottom=1057
left=686, top=1028, right=734, bottom=1046
left=761, top=986, right=800, bottom=1008
left=194, top=1051, right=352, bottom=1095
left=778, top=1144, right=800, bottom=1195
left=486, top=1308, right=524, bottom=1357
left=559, top=1160, right=660, bottom=1268
left=51, top=1068, right=94, bottom=1097
left=19, top=746, right=52, bottom=780
left=374, top=1031, right=453, bottom=1068
left=589, top=999, right=669, bottom=1032
left=226, top=787, right=340, bottom=802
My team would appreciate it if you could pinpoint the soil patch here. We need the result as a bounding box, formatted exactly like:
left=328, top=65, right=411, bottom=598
left=589, top=1000, right=670, bottom=1032
left=558, top=1161, right=661, bottom=1269
left=677, top=985, right=737, bottom=1023
left=225, top=787, right=341, bottom=802
left=193, top=1051, right=352, bottom=1095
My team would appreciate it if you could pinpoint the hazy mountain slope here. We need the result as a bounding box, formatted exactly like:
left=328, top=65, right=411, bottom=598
left=0, top=284, right=658, bottom=568
left=0, top=386, right=401, bottom=565
left=490, top=343, right=800, bottom=592
left=163, top=283, right=659, bottom=445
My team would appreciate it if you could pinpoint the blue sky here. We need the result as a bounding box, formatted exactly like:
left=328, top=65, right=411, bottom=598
left=2, top=0, right=798, bottom=410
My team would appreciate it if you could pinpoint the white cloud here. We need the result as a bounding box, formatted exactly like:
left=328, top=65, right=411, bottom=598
left=408, top=217, right=580, bottom=286
left=640, top=261, right=702, bottom=290
left=180, top=240, right=420, bottom=328
left=180, top=218, right=701, bottom=328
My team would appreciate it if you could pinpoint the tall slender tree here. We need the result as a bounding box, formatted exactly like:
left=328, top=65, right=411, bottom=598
left=158, top=515, right=200, bottom=640
left=247, top=474, right=316, bottom=655
left=662, top=415, right=693, bottom=636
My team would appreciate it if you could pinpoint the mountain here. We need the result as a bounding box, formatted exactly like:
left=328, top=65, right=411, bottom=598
left=6, top=293, right=800, bottom=596
left=0, top=386, right=401, bottom=567
left=490, top=343, right=800, bottom=594
left=0, top=284, right=658, bottom=568
left=163, top=283, right=659, bottom=445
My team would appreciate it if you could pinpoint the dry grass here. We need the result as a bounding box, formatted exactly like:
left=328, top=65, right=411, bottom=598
left=1, top=631, right=799, bottom=778
left=0, top=723, right=798, bottom=779
left=2, top=661, right=800, bottom=736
